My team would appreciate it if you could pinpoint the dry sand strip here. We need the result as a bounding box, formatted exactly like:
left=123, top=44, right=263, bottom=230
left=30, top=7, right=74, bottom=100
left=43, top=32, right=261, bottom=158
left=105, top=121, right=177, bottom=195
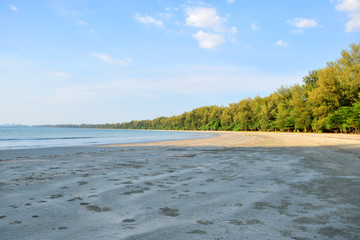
left=0, top=132, right=360, bottom=240
left=113, top=131, right=360, bottom=156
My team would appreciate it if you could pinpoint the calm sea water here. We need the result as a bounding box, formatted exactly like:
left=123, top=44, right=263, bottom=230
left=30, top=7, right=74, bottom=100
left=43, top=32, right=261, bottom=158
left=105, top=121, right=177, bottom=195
left=0, top=127, right=215, bottom=150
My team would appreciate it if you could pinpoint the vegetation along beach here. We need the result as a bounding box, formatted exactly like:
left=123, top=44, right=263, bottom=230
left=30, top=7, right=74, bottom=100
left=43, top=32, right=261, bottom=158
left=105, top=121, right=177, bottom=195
left=1, top=1, right=360, bottom=239
left=56, top=43, right=360, bottom=134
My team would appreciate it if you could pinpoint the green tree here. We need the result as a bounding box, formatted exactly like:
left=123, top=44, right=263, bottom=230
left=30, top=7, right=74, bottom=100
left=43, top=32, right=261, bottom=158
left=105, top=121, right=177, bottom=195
left=220, top=107, right=234, bottom=130
left=271, top=87, right=294, bottom=131
left=233, top=98, right=252, bottom=131
left=290, top=85, right=312, bottom=132
left=249, top=96, right=262, bottom=131
left=303, top=70, right=319, bottom=91
left=330, top=103, right=360, bottom=133
left=106, top=43, right=360, bottom=134
left=309, top=63, right=340, bottom=131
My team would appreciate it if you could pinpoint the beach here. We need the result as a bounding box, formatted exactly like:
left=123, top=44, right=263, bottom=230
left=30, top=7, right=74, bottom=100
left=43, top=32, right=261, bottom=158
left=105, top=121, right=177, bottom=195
left=1, top=132, right=360, bottom=239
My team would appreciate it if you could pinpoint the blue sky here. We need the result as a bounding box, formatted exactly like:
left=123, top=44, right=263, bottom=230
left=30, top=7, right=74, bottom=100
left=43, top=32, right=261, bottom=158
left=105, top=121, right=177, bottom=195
left=1, top=0, right=359, bottom=125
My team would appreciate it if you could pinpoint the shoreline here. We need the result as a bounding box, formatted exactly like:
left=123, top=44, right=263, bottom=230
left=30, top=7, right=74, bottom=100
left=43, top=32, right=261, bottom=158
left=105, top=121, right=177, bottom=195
left=107, top=131, right=360, bottom=156
left=1, top=131, right=359, bottom=162
left=0, top=129, right=218, bottom=152
left=2, top=130, right=359, bottom=157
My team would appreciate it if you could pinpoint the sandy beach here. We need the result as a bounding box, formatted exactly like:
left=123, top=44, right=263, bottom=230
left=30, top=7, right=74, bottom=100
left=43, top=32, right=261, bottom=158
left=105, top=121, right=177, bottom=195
left=1, top=132, right=359, bottom=239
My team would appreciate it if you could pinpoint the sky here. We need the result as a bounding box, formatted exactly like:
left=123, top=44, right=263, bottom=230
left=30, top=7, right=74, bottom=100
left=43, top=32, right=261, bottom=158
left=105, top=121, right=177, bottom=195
left=1, top=0, right=359, bottom=125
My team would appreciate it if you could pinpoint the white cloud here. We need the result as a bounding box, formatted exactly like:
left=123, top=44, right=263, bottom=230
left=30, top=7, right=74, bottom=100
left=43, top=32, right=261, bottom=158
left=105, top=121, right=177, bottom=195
left=32, top=68, right=301, bottom=103
left=193, top=30, right=225, bottom=49
left=287, top=18, right=321, bottom=28
left=226, top=0, right=235, bottom=4
left=134, top=13, right=164, bottom=28
left=276, top=40, right=289, bottom=46
left=185, top=6, right=228, bottom=32
left=230, top=26, right=238, bottom=33
left=10, top=5, right=18, bottom=11
left=49, top=72, right=72, bottom=78
left=78, top=20, right=87, bottom=25
left=336, top=0, right=360, bottom=32
left=185, top=6, right=237, bottom=49
left=92, top=53, right=129, bottom=66
left=251, top=22, right=259, bottom=30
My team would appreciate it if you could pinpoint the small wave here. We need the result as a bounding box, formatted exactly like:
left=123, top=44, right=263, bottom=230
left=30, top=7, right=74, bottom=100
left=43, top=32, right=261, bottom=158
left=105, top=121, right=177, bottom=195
left=0, top=137, right=94, bottom=141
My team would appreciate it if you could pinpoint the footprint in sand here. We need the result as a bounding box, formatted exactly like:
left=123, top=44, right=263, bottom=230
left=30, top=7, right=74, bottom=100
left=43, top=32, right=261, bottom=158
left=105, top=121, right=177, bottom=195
left=246, top=219, right=263, bottom=225
left=122, top=219, right=136, bottom=223
left=187, top=229, right=207, bottom=234
left=229, top=220, right=244, bottom=225
left=67, top=197, right=83, bottom=202
left=196, top=191, right=207, bottom=194
left=197, top=220, right=213, bottom=225
left=159, top=207, right=180, bottom=217
left=144, top=181, right=154, bottom=186
left=86, top=205, right=111, bottom=212
left=48, top=194, right=63, bottom=199
left=10, top=220, right=21, bottom=225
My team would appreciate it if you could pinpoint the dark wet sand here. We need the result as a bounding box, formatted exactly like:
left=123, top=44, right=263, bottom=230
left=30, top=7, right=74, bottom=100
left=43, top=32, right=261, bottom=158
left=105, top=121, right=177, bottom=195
left=0, top=132, right=359, bottom=239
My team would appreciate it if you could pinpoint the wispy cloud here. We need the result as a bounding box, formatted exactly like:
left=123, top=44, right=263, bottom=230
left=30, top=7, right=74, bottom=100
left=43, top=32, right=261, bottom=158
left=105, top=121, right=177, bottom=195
left=33, top=67, right=302, bottom=104
left=52, top=1, right=85, bottom=19
left=49, top=72, right=72, bottom=78
left=92, top=53, right=130, bottom=66
left=230, top=26, right=238, bottom=33
left=134, top=13, right=164, bottom=28
left=193, top=31, right=225, bottom=49
left=78, top=20, right=87, bottom=25
left=10, top=5, right=18, bottom=11
left=226, top=0, right=235, bottom=5
left=335, top=0, right=360, bottom=32
left=276, top=40, right=289, bottom=47
left=251, top=22, right=259, bottom=30
left=287, top=18, right=321, bottom=28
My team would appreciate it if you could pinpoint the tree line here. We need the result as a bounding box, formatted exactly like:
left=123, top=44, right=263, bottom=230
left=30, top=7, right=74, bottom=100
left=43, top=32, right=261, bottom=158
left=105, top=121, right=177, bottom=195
left=54, top=43, right=360, bottom=133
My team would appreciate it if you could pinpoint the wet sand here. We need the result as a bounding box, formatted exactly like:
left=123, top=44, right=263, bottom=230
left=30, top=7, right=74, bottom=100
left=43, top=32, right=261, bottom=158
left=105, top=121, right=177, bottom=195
left=0, top=132, right=359, bottom=239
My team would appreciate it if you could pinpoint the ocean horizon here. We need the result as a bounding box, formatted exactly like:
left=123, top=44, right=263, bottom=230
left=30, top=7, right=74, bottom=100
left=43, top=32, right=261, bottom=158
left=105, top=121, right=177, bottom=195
left=0, top=126, right=215, bottom=150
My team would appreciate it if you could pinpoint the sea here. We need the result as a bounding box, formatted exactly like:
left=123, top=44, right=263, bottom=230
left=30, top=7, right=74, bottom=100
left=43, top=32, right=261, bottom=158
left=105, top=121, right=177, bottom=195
left=0, top=127, right=215, bottom=150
